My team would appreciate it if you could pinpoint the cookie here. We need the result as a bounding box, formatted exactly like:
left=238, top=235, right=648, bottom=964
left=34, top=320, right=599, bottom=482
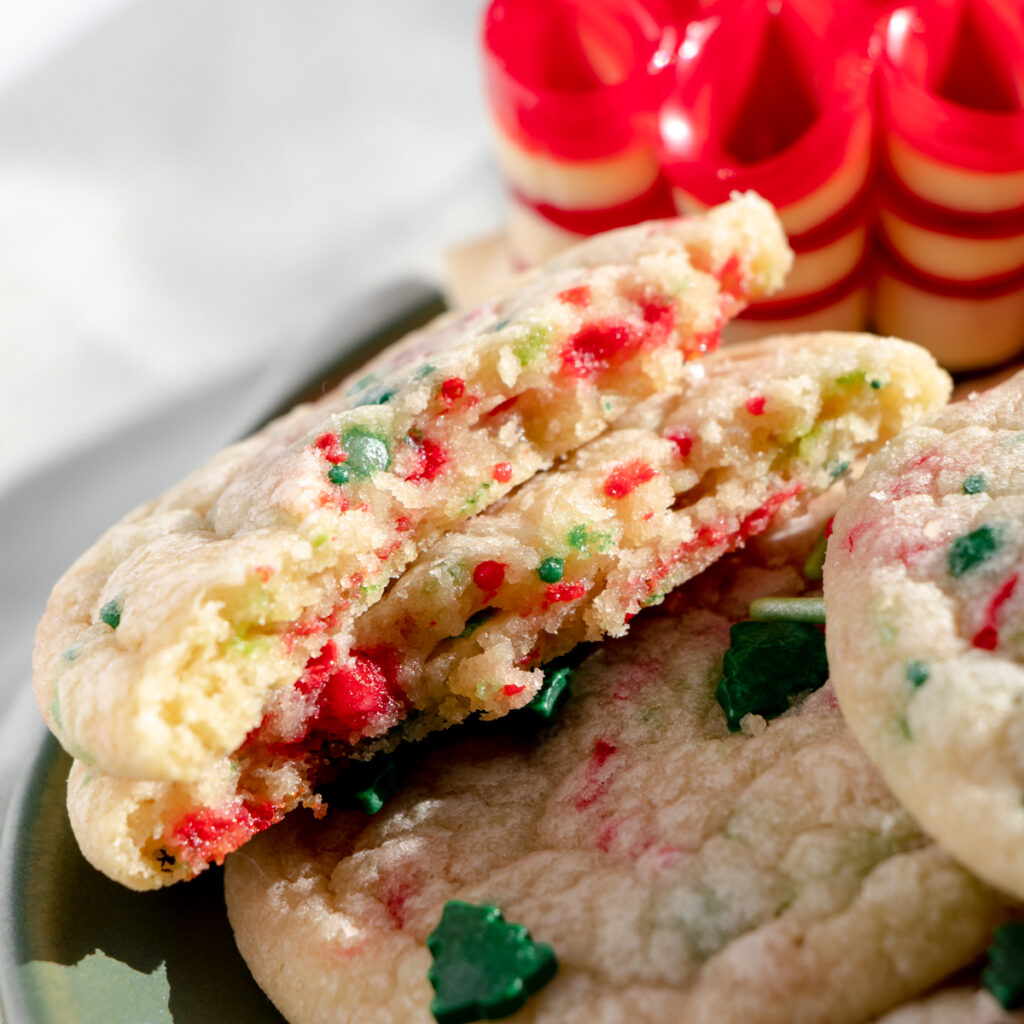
left=225, top=545, right=1007, bottom=1024
left=824, top=369, right=1024, bottom=901
left=35, top=193, right=789, bottom=788
left=64, top=330, right=950, bottom=890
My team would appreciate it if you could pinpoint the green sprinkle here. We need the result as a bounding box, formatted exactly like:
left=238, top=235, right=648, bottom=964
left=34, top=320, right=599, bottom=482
left=460, top=607, right=497, bottom=639
left=427, top=901, right=557, bottom=1024
left=375, top=389, right=396, bottom=405
left=340, top=426, right=391, bottom=480
left=565, top=523, right=613, bottom=554
left=833, top=370, right=865, bottom=389
left=896, top=713, right=912, bottom=740
left=869, top=378, right=883, bottom=389
left=716, top=620, right=829, bottom=732
left=905, top=659, right=930, bottom=687
left=99, top=598, right=123, bottom=630
left=352, top=758, right=404, bottom=815
left=327, top=464, right=350, bottom=485
left=347, top=372, right=379, bottom=396
left=803, top=527, right=829, bottom=581
left=513, top=324, right=552, bottom=367
left=536, top=557, right=565, bottom=584
left=414, top=363, right=437, bottom=380
left=948, top=524, right=1001, bottom=576
left=982, top=922, right=1024, bottom=1009
left=490, top=318, right=510, bottom=333
left=963, top=474, right=987, bottom=495
left=827, top=459, right=851, bottom=480
left=524, top=667, right=572, bottom=722
left=748, top=597, right=826, bottom=624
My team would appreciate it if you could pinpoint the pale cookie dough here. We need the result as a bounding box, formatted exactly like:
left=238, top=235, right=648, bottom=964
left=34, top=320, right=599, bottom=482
left=64, top=331, right=949, bottom=890
left=825, top=369, right=1024, bottom=901
left=35, top=193, right=789, bottom=787
left=225, top=548, right=1006, bottom=1024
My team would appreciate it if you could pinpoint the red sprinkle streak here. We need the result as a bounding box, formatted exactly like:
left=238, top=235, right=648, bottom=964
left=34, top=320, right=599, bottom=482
left=544, top=581, right=587, bottom=608
left=406, top=437, right=449, bottom=482
left=973, top=574, right=1019, bottom=651
left=575, top=739, right=618, bottom=810
left=745, top=395, right=766, bottom=416
left=316, top=646, right=405, bottom=736
left=603, top=460, right=657, bottom=498
left=172, top=801, right=281, bottom=871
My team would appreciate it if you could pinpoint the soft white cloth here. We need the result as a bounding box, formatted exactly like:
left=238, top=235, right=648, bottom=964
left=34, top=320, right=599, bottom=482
left=0, top=0, right=504, bottom=820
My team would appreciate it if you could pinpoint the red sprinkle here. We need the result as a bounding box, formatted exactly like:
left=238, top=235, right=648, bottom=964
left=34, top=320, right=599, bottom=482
left=295, top=640, right=338, bottom=695
left=665, top=431, right=693, bottom=459
left=717, top=254, right=747, bottom=300
left=603, top=460, right=657, bottom=498
left=544, top=581, right=587, bottom=608
left=439, top=377, right=466, bottom=406
left=973, top=573, right=1019, bottom=651
left=575, top=738, right=619, bottom=810
left=317, top=646, right=405, bottom=736
left=395, top=515, right=411, bottom=532
left=253, top=564, right=275, bottom=583
left=487, top=395, right=519, bottom=418
left=492, top=461, right=513, bottom=483
left=561, top=320, right=638, bottom=379
left=314, top=432, right=347, bottom=465
left=473, top=560, right=507, bottom=594
left=745, top=395, right=766, bottom=416
left=172, top=801, right=281, bottom=871
left=405, top=437, right=449, bottom=482
left=558, top=285, right=591, bottom=307
left=503, top=683, right=526, bottom=696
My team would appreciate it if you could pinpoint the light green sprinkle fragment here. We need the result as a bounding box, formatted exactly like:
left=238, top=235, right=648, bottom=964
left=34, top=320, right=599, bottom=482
left=99, top=597, right=122, bottom=630
left=514, top=324, right=552, bottom=366
left=749, top=597, right=826, bottom=624
left=803, top=529, right=829, bottom=581
left=905, top=659, right=930, bottom=687
left=963, top=474, right=987, bottom=495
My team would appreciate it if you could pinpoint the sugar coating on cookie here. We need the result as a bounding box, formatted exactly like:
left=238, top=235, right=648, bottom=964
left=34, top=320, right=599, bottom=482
left=825, top=368, right=1024, bottom=902
left=224, top=550, right=1006, bottom=1024
left=35, top=193, right=789, bottom=790
left=64, top=330, right=950, bottom=890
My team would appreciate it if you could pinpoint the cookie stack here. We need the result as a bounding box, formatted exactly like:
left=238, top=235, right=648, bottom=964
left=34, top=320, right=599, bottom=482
left=874, top=0, right=1024, bottom=371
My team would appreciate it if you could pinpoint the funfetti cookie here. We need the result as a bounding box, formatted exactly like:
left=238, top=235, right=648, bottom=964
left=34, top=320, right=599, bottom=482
left=63, top=331, right=950, bottom=890
left=35, top=193, right=787, bottom=788
left=825, top=369, right=1024, bottom=902
left=224, top=541, right=1008, bottom=1024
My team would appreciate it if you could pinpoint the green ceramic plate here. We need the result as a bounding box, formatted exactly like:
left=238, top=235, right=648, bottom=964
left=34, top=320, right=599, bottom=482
left=0, top=734, right=287, bottom=1024
left=0, top=287, right=448, bottom=1024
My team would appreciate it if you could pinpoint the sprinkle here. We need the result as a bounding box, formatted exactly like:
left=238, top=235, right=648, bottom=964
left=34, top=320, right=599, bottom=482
left=314, top=432, right=346, bottom=464
left=905, top=660, right=930, bottom=687
left=523, top=666, right=572, bottom=722
left=963, top=474, right=987, bottom=494
left=427, top=901, right=557, bottom=1024
left=603, top=460, right=656, bottom=499
left=948, top=524, right=1001, bottom=577
left=803, top=526, right=829, bottom=581
left=745, top=395, right=766, bottom=416
left=557, top=285, right=591, bottom=307
left=982, top=922, right=1024, bottom=1010
left=665, top=430, right=693, bottom=458
left=99, top=598, right=123, bottom=630
left=339, top=427, right=392, bottom=481
left=543, top=581, right=586, bottom=608
left=473, top=561, right=507, bottom=594
left=748, top=597, right=825, bottom=623
left=492, top=462, right=513, bottom=483
left=716, top=620, right=829, bottom=732
left=536, top=557, right=565, bottom=584
left=440, top=377, right=466, bottom=406
left=328, top=464, right=350, bottom=486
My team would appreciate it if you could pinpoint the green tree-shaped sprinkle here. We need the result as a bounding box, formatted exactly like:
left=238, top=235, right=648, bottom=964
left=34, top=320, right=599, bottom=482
left=427, top=901, right=557, bottom=1023
left=983, top=921, right=1024, bottom=1009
